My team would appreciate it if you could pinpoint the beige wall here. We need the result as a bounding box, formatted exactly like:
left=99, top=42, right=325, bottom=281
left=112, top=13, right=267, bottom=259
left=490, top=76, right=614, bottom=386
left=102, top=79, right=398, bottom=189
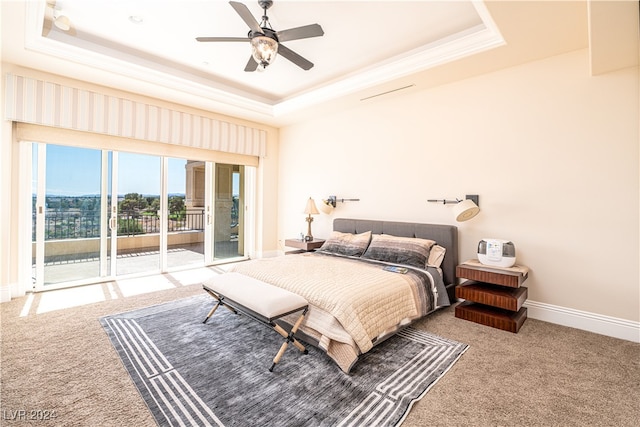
left=278, top=49, right=639, bottom=323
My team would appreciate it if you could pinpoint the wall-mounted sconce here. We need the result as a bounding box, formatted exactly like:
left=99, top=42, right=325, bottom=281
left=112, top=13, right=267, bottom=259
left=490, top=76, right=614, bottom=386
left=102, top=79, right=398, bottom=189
left=319, top=195, right=360, bottom=214
left=428, top=195, right=480, bottom=222
left=303, top=197, right=320, bottom=241
left=53, top=11, right=71, bottom=30
left=44, top=0, right=72, bottom=35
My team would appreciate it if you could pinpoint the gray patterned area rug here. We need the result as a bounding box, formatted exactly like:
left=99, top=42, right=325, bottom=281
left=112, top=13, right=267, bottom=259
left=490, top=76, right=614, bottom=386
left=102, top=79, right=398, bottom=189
left=100, top=295, right=468, bottom=427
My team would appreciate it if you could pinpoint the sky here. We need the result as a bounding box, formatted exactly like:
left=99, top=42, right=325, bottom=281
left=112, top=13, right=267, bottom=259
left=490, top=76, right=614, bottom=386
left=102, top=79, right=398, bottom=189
left=37, top=144, right=187, bottom=196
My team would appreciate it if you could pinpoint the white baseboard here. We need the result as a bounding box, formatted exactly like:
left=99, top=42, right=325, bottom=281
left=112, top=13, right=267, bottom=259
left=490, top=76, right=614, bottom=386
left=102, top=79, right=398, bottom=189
left=0, top=284, right=11, bottom=303
left=255, top=250, right=280, bottom=259
left=524, top=300, right=640, bottom=343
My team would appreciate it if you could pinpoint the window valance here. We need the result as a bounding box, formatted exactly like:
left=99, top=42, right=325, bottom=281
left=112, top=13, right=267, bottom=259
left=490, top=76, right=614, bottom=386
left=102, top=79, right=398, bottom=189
left=4, top=73, right=267, bottom=158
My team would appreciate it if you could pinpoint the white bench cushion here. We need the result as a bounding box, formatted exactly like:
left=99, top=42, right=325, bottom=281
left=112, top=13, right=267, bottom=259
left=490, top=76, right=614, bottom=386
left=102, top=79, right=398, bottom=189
left=204, top=272, right=308, bottom=320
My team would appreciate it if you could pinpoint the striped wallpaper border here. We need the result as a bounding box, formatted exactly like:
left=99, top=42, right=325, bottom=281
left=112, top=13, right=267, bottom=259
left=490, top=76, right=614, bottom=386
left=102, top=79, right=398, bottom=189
left=4, top=73, right=267, bottom=158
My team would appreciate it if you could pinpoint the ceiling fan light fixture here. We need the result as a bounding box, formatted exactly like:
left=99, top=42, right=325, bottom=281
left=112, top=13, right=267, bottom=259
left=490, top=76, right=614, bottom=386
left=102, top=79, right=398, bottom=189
left=250, top=35, right=278, bottom=69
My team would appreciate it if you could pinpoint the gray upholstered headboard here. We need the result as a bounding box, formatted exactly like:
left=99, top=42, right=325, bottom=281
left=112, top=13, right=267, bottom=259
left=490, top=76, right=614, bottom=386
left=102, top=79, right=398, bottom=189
left=333, top=218, right=458, bottom=301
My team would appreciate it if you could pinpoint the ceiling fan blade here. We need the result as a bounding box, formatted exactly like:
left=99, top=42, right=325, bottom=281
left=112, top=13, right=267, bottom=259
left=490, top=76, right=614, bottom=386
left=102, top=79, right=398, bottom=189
left=276, top=24, right=324, bottom=42
left=244, top=56, right=259, bottom=72
left=229, top=1, right=263, bottom=34
left=196, top=36, right=249, bottom=42
left=277, top=44, right=314, bottom=70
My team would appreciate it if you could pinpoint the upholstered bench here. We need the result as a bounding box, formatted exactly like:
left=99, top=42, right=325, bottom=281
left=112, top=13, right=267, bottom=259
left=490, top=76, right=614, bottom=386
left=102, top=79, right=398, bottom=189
left=202, top=272, right=309, bottom=372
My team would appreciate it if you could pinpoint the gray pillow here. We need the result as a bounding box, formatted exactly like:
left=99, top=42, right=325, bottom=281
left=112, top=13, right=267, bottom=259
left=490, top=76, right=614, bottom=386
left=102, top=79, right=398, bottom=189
left=362, top=234, right=436, bottom=269
left=319, top=231, right=372, bottom=257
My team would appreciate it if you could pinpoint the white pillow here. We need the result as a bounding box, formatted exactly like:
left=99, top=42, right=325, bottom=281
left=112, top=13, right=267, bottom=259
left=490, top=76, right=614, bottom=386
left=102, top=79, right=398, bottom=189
left=427, top=244, right=446, bottom=268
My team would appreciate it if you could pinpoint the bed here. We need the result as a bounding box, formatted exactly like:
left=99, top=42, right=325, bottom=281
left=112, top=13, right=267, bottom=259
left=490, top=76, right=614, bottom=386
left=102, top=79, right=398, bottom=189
left=227, top=218, right=458, bottom=372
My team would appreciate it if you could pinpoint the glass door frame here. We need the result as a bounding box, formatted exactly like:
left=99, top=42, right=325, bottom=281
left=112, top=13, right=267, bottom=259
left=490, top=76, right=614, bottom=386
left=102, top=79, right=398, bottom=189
left=204, top=162, right=214, bottom=263
left=208, top=162, right=252, bottom=264
left=32, top=143, right=111, bottom=291
left=108, top=151, right=118, bottom=278
left=110, top=151, right=163, bottom=278
left=32, top=142, right=45, bottom=291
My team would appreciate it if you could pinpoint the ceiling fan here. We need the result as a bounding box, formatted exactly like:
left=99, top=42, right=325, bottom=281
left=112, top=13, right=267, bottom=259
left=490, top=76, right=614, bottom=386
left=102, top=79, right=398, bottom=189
left=196, top=0, right=324, bottom=72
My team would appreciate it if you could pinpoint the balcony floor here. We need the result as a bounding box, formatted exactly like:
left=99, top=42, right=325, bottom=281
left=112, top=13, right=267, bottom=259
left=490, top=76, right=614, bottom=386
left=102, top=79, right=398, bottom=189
left=19, top=264, right=236, bottom=316
left=36, top=241, right=240, bottom=286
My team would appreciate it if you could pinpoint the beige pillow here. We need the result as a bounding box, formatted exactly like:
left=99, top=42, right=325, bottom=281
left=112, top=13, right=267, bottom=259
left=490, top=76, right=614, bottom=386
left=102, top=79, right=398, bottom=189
left=319, top=230, right=372, bottom=257
left=427, top=245, right=446, bottom=268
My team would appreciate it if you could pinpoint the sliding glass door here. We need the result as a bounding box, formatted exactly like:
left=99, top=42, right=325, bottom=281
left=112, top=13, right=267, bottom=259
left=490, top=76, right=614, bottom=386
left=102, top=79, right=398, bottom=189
left=30, top=143, right=252, bottom=291
left=110, top=152, right=162, bottom=277
left=167, top=158, right=205, bottom=269
left=213, top=163, right=245, bottom=261
left=32, top=144, right=105, bottom=289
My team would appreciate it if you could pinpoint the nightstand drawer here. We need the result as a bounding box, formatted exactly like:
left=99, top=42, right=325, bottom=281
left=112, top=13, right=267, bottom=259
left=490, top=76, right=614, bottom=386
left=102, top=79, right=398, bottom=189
left=456, top=281, right=528, bottom=311
left=456, top=264, right=527, bottom=288
left=455, top=302, right=527, bottom=333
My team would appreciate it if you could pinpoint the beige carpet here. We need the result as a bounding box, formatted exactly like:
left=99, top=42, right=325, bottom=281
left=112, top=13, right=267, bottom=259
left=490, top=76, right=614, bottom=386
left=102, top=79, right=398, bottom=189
left=1, top=272, right=638, bottom=427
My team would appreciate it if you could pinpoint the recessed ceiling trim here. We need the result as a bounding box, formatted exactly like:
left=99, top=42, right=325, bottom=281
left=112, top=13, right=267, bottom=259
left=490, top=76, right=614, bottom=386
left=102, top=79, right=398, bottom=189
left=25, top=37, right=278, bottom=118
left=22, top=1, right=504, bottom=122
left=23, top=2, right=276, bottom=117
left=274, top=20, right=505, bottom=116
left=25, top=7, right=273, bottom=116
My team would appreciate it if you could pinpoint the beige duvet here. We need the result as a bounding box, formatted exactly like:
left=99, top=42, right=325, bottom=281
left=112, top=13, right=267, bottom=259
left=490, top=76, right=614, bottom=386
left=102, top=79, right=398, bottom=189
left=228, top=252, right=438, bottom=372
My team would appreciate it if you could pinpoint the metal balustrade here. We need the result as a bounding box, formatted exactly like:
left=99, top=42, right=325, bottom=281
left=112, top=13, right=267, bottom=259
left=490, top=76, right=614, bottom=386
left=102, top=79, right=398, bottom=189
left=33, top=210, right=207, bottom=240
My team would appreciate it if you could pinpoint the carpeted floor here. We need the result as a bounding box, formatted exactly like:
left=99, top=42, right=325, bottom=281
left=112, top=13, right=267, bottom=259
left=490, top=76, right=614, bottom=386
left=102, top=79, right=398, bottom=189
left=1, top=272, right=639, bottom=427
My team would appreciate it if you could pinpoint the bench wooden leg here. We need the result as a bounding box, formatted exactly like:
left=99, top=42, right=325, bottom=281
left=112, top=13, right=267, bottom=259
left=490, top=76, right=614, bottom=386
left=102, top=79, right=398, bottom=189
left=203, top=302, right=220, bottom=324
left=269, top=310, right=308, bottom=372
left=203, top=288, right=238, bottom=323
left=289, top=312, right=308, bottom=353
left=270, top=341, right=289, bottom=371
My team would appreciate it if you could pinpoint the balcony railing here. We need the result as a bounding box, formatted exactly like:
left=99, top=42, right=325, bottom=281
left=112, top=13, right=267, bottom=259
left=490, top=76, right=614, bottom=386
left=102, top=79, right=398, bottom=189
left=115, top=211, right=206, bottom=236
left=33, top=210, right=206, bottom=240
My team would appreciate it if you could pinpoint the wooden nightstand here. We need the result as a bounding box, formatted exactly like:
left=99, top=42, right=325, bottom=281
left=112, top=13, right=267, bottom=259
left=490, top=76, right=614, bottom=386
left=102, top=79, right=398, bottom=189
left=284, top=238, right=325, bottom=254
left=455, top=259, right=529, bottom=333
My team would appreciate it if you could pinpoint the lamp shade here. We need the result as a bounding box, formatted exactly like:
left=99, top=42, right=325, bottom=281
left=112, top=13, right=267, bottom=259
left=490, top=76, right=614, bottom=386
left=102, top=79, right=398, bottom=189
left=318, top=199, right=334, bottom=214
left=453, top=199, right=480, bottom=222
left=304, top=197, right=319, bottom=215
